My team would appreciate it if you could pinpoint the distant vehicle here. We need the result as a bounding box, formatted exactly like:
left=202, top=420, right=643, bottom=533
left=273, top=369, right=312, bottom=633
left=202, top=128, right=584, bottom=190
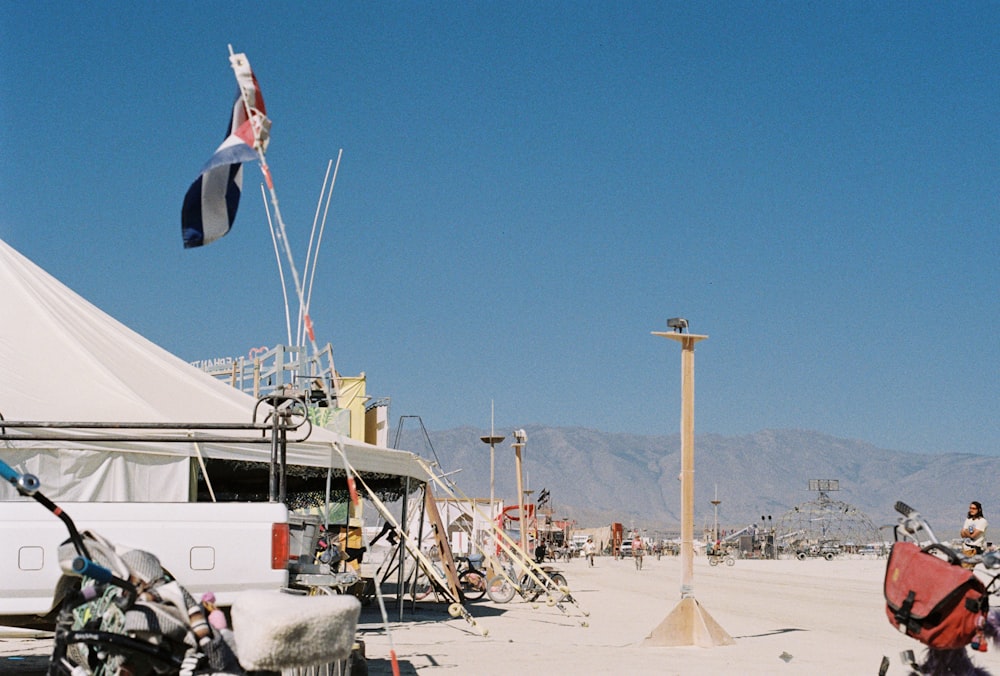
left=619, top=541, right=632, bottom=557
left=795, top=540, right=842, bottom=561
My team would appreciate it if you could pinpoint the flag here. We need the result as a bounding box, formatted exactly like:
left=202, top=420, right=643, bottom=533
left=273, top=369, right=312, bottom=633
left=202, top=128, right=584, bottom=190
left=181, top=55, right=268, bottom=248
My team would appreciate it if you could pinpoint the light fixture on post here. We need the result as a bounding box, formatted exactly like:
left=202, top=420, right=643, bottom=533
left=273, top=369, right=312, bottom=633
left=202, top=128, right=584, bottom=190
left=480, top=432, right=504, bottom=552
left=645, top=319, right=732, bottom=648
left=666, top=317, right=688, bottom=333
left=711, top=484, right=721, bottom=543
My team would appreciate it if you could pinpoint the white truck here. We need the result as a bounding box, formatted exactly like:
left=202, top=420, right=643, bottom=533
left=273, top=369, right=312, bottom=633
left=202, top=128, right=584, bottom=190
left=0, top=500, right=294, bottom=629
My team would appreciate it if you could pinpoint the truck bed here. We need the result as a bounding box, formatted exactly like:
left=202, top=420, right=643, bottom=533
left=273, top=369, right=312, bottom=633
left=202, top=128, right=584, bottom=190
left=0, top=500, right=289, bottom=627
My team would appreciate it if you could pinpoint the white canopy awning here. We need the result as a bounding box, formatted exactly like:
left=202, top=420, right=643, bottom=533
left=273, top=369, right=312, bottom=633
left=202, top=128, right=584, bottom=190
left=0, top=238, right=430, bottom=501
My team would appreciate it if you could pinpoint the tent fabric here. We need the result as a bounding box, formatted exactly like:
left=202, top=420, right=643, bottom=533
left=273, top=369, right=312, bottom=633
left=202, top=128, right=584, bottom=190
left=0, top=447, right=190, bottom=501
left=0, top=238, right=430, bottom=501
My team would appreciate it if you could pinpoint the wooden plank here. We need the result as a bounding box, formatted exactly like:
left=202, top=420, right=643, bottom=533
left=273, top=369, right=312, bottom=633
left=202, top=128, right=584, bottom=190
left=424, top=485, right=463, bottom=602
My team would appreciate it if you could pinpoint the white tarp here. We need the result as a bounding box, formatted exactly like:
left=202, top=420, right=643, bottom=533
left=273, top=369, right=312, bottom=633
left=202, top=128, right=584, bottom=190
left=0, top=238, right=430, bottom=501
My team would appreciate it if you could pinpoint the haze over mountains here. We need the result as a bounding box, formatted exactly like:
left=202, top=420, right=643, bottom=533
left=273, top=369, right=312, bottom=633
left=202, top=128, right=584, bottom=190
left=392, top=426, right=998, bottom=536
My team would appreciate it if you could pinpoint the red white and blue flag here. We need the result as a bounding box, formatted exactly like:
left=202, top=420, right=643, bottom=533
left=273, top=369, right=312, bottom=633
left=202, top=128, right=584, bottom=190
left=182, top=59, right=268, bottom=248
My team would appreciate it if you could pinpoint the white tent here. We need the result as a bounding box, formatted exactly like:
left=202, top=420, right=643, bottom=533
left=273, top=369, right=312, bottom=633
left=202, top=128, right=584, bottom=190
left=0, top=238, right=429, bottom=501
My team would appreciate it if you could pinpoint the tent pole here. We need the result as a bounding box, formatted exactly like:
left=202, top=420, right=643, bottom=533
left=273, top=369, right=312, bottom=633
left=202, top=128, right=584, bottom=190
left=407, top=483, right=428, bottom=615
left=278, top=418, right=287, bottom=504
left=396, top=476, right=410, bottom=621
left=268, top=413, right=278, bottom=502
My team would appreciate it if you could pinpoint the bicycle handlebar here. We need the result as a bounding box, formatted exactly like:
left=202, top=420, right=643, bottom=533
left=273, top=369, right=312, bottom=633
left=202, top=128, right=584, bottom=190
left=0, top=458, right=40, bottom=496
left=68, top=556, right=115, bottom=584
left=0, top=458, right=20, bottom=483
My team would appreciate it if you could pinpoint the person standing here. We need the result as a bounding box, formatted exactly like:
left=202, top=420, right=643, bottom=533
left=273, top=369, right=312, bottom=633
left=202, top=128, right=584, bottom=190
left=962, top=501, right=988, bottom=553
left=632, top=534, right=644, bottom=571
left=583, top=537, right=596, bottom=567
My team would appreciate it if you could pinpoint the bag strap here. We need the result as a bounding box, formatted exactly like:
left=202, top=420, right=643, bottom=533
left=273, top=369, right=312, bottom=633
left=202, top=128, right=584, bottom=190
left=893, top=590, right=921, bottom=635
left=966, top=595, right=989, bottom=614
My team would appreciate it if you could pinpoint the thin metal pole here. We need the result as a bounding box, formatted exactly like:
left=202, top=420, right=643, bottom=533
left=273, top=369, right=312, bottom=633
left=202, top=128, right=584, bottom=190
left=301, top=150, right=343, bottom=346
left=278, top=416, right=287, bottom=504
left=269, top=414, right=279, bottom=502
left=396, top=476, right=410, bottom=620
left=260, top=184, right=292, bottom=345
left=490, top=441, right=495, bottom=552
left=405, top=483, right=427, bottom=615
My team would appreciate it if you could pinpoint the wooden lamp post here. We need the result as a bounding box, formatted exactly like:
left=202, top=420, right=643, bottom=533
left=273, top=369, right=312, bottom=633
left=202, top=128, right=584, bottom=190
left=645, top=319, right=733, bottom=648
left=512, top=429, right=528, bottom=556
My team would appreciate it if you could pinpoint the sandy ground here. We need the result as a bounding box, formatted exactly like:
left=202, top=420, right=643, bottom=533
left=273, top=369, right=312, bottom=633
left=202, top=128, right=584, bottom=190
left=4, top=553, right=1000, bottom=675
left=356, top=554, right=1000, bottom=675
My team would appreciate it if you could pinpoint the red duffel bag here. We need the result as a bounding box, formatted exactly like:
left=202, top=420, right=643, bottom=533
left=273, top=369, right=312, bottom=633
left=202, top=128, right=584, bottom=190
left=884, top=541, right=988, bottom=650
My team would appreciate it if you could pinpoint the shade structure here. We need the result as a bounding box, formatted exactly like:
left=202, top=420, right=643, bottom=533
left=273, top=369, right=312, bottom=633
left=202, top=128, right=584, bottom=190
left=0, top=237, right=430, bottom=502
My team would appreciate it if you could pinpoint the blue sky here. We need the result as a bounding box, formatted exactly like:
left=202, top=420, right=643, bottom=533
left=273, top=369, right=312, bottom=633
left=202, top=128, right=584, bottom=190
left=2, top=4, right=997, bottom=455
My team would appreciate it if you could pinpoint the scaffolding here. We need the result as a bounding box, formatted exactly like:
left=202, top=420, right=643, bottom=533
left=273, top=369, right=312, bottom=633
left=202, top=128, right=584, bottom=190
left=775, top=487, right=885, bottom=559
left=197, top=343, right=339, bottom=405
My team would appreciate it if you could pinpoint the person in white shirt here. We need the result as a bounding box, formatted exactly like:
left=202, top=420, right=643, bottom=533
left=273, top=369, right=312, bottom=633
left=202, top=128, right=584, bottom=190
left=961, top=501, right=988, bottom=553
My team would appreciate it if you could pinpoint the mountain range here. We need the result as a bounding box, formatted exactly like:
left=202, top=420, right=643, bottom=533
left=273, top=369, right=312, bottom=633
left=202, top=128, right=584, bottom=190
left=391, top=425, right=998, bottom=538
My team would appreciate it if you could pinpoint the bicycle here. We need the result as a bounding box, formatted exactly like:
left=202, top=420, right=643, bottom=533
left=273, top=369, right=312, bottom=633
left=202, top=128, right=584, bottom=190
left=485, top=559, right=569, bottom=605
left=708, top=553, right=736, bottom=567
left=411, top=554, right=488, bottom=602
left=0, top=458, right=362, bottom=676
left=887, top=500, right=1000, bottom=675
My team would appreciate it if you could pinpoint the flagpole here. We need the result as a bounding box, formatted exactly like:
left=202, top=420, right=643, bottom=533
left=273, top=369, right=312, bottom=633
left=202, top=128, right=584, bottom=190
left=260, top=184, right=293, bottom=346
left=227, top=45, right=338, bottom=406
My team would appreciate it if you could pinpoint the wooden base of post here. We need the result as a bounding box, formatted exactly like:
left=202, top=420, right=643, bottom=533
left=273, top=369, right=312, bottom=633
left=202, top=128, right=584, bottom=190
left=643, top=597, right=734, bottom=648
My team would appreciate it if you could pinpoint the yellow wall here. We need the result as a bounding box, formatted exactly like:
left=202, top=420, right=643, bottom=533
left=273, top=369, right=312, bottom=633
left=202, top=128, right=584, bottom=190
left=336, top=374, right=368, bottom=442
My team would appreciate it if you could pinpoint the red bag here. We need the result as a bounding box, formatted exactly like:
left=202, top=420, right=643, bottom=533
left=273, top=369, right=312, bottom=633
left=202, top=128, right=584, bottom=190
left=884, top=541, right=988, bottom=649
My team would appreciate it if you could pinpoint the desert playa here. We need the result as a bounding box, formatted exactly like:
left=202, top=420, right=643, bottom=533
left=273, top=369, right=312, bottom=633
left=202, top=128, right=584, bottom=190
left=3, top=554, right=998, bottom=675
left=353, top=554, right=999, bottom=675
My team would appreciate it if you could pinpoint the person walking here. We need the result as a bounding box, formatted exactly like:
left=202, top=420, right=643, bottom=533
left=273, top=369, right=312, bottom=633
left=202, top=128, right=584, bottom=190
left=632, top=534, right=644, bottom=571
left=583, top=537, right=596, bottom=567
left=962, top=501, right=988, bottom=554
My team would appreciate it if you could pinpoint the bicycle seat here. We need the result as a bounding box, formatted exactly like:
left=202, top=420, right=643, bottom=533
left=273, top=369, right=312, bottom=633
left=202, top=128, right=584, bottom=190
left=232, top=590, right=360, bottom=671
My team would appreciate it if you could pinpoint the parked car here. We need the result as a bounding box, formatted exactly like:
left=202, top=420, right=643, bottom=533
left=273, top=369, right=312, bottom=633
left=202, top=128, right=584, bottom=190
left=795, top=540, right=842, bottom=561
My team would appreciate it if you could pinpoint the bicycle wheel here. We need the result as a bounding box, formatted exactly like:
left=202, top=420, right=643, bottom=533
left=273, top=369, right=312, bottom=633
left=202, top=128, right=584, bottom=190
left=411, top=572, right=434, bottom=601
left=486, top=575, right=516, bottom=604
left=458, top=570, right=486, bottom=601
left=520, top=574, right=543, bottom=602
left=547, top=573, right=570, bottom=602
